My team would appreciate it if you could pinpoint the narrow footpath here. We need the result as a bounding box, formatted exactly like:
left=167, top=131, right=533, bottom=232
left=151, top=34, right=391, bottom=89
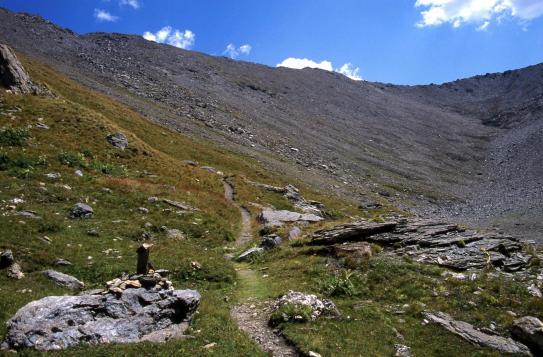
left=223, top=178, right=298, bottom=357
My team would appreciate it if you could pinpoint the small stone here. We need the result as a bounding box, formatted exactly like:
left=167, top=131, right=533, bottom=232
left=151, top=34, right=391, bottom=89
left=87, top=228, right=100, bottom=237
left=45, top=172, right=61, bottom=179
left=203, top=342, right=217, bottom=349
left=74, top=170, right=83, bottom=177
left=165, top=229, right=184, bottom=239
left=528, top=284, right=542, bottom=298
left=138, top=207, right=149, bottom=214
left=70, top=203, right=93, bottom=219
left=236, top=247, right=265, bottom=262
left=54, top=259, right=72, bottom=266
left=7, top=263, right=24, bottom=280
left=148, top=196, right=159, bottom=203
left=191, top=261, right=202, bottom=270
left=106, top=132, right=128, bottom=150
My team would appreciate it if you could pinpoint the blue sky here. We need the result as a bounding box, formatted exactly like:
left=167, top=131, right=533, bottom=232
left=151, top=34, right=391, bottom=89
left=1, top=0, right=542, bottom=84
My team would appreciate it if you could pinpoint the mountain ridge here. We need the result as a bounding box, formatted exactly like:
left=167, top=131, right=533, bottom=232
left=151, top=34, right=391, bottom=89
left=0, top=7, right=541, bottom=240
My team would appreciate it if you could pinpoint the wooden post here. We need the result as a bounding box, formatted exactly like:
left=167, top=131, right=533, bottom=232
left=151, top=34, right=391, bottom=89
left=136, top=243, right=153, bottom=275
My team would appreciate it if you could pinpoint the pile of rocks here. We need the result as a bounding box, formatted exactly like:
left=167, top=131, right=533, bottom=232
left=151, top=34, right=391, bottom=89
left=1, top=269, right=200, bottom=351
left=105, top=269, right=173, bottom=294
left=310, top=218, right=534, bottom=271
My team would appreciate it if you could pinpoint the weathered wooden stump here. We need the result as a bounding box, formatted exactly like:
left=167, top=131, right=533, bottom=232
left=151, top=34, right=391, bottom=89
left=136, top=243, right=153, bottom=274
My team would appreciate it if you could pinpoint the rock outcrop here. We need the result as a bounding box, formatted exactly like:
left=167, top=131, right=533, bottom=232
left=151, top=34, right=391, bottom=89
left=2, top=271, right=200, bottom=351
left=310, top=218, right=533, bottom=271
left=423, top=311, right=531, bottom=355
left=0, top=43, right=48, bottom=95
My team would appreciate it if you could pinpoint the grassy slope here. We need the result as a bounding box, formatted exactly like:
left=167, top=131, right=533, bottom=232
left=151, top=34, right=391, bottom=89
left=0, top=56, right=541, bottom=357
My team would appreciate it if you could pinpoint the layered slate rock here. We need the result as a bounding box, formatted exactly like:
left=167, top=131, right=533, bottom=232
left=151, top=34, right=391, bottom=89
left=0, top=43, right=48, bottom=95
left=258, top=209, right=323, bottom=227
left=2, top=272, right=200, bottom=351
left=423, top=312, right=531, bottom=355
left=310, top=218, right=533, bottom=271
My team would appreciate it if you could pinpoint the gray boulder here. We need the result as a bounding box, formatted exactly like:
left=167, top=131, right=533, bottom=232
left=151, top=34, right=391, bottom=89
left=70, top=203, right=93, bottom=219
left=106, top=132, right=128, bottom=150
left=261, top=234, right=282, bottom=248
left=511, top=316, right=543, bottom=355
left=3, top=287, right=200, bottom=351
left=43, top=270, right=84, bottom=290
left=423, top=311, right=530, bottom=355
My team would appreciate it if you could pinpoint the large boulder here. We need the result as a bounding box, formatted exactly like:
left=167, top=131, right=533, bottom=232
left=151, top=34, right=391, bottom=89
left=2, top=275, right=200, bottom=351
left=44, top=270, right=84, bottom=290
left=0, top=44, right=46, bottom=95
left=106, top=132, right=128, bottom=150
left=510, top=316, right=543, bottom=355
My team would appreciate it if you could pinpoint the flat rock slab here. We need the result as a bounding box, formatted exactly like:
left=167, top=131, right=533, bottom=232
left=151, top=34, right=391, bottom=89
left=258, top=209, right=323, bottom=227
left=43, top=270, right=84, bottom=290
left=3, top=287, right=200, bottom=351
left=423, top=312, right=531, bottom=355
left=310, top=221, right=397, bottom=245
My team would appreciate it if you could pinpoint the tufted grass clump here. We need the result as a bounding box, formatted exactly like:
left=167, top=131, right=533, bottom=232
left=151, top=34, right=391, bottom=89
left=269, top=302, right=313, bottom=327
left=0, top=127, right=30, bottom=146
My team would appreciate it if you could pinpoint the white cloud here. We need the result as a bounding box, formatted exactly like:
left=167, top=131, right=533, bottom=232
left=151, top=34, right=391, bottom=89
left=223, top=43, right=252, bottom=59
left=94, top=9, right=119, bottom=22
left=276, top=58, right=333, bottom=71
left=415, top=0, right=543, bottom=29
left=337, top=63, right=362, bottom=80
left=277, top=58, right=363, bottom=80
left=239, top=44, right=252, bottom=55
left=120, top=0, right=141, bottom=9
left=143, top=26, right=195, bottom=49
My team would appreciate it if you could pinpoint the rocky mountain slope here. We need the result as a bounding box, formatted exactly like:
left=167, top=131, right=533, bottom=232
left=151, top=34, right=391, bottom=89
left=0, top=7, right=541, bottom=241
left=1, top=19, right=543, bottom=357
